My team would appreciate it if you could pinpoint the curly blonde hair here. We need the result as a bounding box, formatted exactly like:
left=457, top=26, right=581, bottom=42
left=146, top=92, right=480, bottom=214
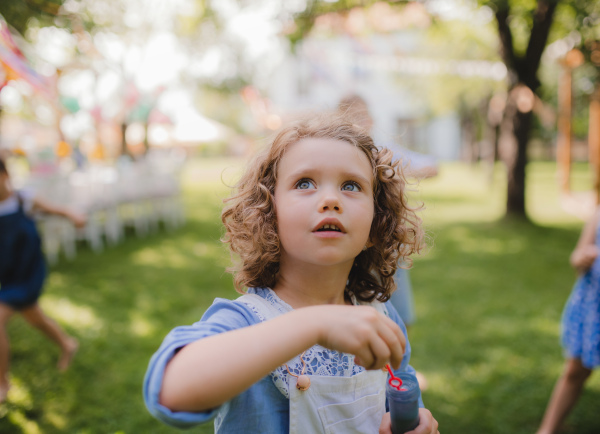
left=221, top=112, right=423, bottom=302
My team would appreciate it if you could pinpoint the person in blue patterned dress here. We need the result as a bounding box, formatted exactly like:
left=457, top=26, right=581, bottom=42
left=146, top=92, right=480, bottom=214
left=537, top=208, right=600, bottom=434
left=0, top=157, right=84, bottom=403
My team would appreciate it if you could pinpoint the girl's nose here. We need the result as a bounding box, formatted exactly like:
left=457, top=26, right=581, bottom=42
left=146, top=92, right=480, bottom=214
left=319, top=192, right=342, bottom=212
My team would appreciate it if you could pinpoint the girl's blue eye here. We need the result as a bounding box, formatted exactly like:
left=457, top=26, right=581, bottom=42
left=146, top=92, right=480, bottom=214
left=296, top=179, right=315, bottom=190
left=342, top=181, right=361, bottom=192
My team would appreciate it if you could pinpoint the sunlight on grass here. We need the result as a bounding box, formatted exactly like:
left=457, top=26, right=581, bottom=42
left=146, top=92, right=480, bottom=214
left=7, top=378, right=33, bottom=408
left=42, top=296, right=103, bottom=333
left=419, top=162, right=593, bottom=226
left=456, top=347, right=539, bottom=388
left=445, top=226, right=525, bottom=254
left=131, top=242, right=227, bottom=269
left=477, top=316, right=522, bottom=338
left=529, top=317, right=561, bottom=338
left=423, top=373, right=460, bottom=414
left=45, top=411, right=67, bottom=431
left=527, top=163, right=593, bottom=226
left=193, top=241, right=216, bottom=257
left=2, top=380, right=43, bottom=434
left=462, top=236, right=524, bottom=254
left=132, top=247, right=192, bottom=268
left=129, top=312, right=156, bottom=337
left=8, top=411, right=41, bottom=434
left=417, top=164, right=505, bottom=223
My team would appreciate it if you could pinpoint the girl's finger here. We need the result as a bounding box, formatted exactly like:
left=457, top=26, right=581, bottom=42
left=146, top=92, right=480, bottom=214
left=366, top=335, right=392, bottom=370
left=377, top=316, right=406, bottom=369
left=353, top=346, right=374, bottom=370
left=381, top=314, right=407, bottom=347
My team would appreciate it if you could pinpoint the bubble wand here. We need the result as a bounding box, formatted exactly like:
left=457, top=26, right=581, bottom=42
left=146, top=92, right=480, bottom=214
left=385, top=364, right=403, bottom=390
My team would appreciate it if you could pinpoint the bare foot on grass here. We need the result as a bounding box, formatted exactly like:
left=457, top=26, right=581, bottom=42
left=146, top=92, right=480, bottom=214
left=58, top=338, right=79, bottom=372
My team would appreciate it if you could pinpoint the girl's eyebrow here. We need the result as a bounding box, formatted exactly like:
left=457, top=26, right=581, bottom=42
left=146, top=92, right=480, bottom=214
left=340, top=171, right=372, bottom=187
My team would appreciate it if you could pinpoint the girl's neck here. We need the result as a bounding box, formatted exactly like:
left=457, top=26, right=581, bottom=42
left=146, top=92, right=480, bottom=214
left=272, top=262, right=353, bottom=309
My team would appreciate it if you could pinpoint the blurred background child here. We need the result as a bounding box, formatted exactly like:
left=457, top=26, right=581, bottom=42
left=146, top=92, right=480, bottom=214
left=537, top=207, right=600, bottom=434
left=337, top=94, right=438, bottom=390
left=0, top=157, right=84, bottom=403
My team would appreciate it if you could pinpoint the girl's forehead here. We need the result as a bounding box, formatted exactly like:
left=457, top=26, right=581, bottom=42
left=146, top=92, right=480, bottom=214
left=277, top=137, right=374, bottom=181
left=284, top=137, right=369, bottom=158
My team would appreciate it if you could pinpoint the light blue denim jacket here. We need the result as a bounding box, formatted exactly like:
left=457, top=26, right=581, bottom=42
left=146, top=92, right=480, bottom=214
left=143, top=288, right=421, bottom=432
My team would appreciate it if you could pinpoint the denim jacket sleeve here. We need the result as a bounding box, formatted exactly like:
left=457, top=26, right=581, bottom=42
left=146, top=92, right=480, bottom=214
left=143, top=298, right=260, bottom=428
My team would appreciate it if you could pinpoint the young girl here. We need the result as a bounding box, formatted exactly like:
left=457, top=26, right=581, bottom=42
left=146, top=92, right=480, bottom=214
left=143, top=114, right=439, bottom=433
left=537, top=208, right=600, bottom=434
left=0, top=157, right=83, bottom=402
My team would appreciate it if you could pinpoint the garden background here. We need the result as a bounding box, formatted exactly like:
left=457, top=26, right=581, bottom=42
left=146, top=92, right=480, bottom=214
left=1, top=1, right=600, bottom=432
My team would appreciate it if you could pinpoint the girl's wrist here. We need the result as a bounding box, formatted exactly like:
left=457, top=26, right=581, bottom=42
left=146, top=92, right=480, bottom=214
left=294, top=306, right=326, bottom=348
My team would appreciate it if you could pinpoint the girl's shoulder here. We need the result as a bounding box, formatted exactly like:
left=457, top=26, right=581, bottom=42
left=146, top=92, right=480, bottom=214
left=234, top=287, right=293, bottom=322
left=198, top=295, right=264, bottom=328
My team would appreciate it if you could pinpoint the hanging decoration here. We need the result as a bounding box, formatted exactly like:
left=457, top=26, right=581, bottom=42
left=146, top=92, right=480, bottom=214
left=0, top=15, right=55, bottom=101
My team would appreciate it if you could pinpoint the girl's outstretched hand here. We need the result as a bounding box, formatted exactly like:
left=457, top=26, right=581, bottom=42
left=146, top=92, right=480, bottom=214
left=379, top=409, right=439, bottom=434
left=68, top=211, right=87, bottom=229
left=309, top=305, right=406, bottom=371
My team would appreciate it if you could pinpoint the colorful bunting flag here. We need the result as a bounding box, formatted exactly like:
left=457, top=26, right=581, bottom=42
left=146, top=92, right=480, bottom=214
left=0, top=15, right=55, bottom=101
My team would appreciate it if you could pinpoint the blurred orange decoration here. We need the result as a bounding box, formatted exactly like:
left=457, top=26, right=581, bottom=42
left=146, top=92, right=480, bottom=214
left=55, top=140, right=72, bottom=158
left=90, top=143, right=106, bottom=161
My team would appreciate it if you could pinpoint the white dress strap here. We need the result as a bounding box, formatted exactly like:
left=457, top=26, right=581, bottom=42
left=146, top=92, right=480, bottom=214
left=238, top=292, right=290, bottom=322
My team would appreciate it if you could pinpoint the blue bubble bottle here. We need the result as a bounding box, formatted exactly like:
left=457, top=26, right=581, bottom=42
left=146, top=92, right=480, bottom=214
left=385, top=370, right=420, bottom=434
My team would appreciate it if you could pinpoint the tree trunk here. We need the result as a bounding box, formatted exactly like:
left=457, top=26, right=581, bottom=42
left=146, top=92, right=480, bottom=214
left=499, top=91, right=532, bottom=217
left=121, top=122, right=129, bottom=157
left=494, top=0, right=557, bottom=219
left=508, top=110, right=532, bottom=216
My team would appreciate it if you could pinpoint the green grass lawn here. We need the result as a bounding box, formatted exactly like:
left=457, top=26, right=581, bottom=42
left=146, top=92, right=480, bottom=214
left=1, top=158, right=599, bottom=433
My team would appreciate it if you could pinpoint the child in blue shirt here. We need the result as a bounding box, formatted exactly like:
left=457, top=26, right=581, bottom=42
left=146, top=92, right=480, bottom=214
left=0, top=157, right=84, bottom=403
left=144, top=113, right=439, bottom=433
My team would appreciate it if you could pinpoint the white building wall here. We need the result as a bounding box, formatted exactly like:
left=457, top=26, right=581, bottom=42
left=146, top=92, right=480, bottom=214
left=266, top=33, right=463, bottom=161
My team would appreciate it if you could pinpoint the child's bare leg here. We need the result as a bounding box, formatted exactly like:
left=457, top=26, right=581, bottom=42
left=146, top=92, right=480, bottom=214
left=537, top=358, right=592, bottom=434
left=0, top=303, right=15, bottom=402
left=20, top=303, right=78, bottom=371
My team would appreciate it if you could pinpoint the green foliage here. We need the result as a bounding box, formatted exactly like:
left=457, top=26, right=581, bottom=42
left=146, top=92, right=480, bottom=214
left=0, top=0, right=63, bottom=35
left=287, top=0, right=380, bottom=47
left=0, top=158, right=599, bottom=433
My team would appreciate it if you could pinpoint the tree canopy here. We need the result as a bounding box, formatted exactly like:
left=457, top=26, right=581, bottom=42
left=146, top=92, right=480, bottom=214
left=0, top=0, right=64, bottom=35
